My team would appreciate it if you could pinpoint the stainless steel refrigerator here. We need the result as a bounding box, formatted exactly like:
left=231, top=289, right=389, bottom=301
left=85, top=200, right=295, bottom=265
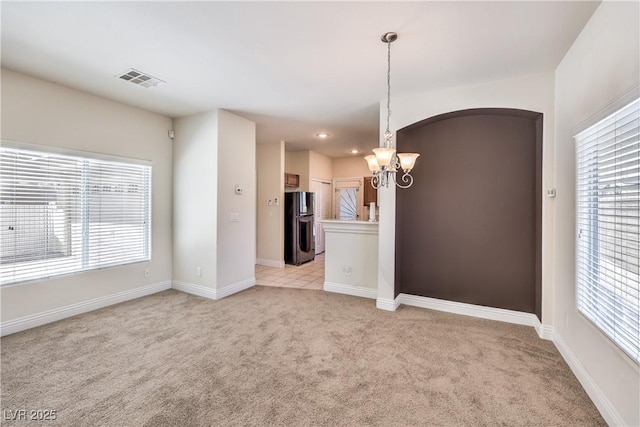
left=284, top=192, right=315, bottom=265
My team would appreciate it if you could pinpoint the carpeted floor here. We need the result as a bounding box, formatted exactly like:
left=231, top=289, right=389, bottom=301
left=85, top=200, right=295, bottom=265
left=1, top=287, right=605, bottom=426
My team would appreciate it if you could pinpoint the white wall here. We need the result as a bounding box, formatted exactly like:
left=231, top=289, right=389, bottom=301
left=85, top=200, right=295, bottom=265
left=0, top=69, right=173, bottom=321
left=309, top=150, right=332, bottom=182
left=173, top=110, right=256, bottom=294
left=216, top=110, right=256, bottom=289
left=332, top=156, right=371, bottom=179
left=284, top=150, right=309, bottom=191
left=173, top=111, right=218, bottom=287
left=285, top=149, right=332, bottom=191
left=377, top=72, right=555, bottom=324
left=256, top=142, right=285, bottom=267
left=553, top=2, right=640, bottom=425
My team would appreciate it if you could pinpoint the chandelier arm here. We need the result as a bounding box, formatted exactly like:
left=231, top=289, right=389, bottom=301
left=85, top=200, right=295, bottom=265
left=395, top=172, right=414, bottom=189
left=371, top=173, right=383, bottom=190
left=392, top=154, right=400, bottom=172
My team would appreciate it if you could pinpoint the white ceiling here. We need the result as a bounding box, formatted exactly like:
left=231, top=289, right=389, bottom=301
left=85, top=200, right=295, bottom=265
left=1, top=1, right=599, bottom=158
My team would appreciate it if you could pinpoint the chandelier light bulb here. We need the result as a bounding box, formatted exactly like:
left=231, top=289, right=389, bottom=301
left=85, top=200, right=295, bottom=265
left=397, top=153, right=420, bottom=173
left=372, top=147, right=396, bottom=168
left=365, top=155, right=380, bottom=172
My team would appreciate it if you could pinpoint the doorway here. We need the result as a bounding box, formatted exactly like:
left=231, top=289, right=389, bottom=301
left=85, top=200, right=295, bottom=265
left=333, top=178, right=363, bottom=221
left=311, top=179, right=331, bottom=254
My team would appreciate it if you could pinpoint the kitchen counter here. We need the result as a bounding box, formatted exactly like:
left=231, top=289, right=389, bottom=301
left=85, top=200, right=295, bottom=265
left=320, top=220, right=379, bottom=299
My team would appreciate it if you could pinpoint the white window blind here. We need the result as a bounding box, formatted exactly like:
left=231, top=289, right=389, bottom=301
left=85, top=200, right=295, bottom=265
left=0, top=144, right=151, bottom=285
left=575, top=98, right=640, bottom=364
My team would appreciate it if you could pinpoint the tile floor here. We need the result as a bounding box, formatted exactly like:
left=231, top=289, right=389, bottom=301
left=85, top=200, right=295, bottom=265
left=255, top=253, right=325, bottom=290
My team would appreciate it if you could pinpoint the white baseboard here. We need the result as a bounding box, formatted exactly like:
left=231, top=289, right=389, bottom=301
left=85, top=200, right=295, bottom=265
left=172, top=277, right=255, bottom=300
left=533, top=319, right=553, bottom=340
left=324, top=281, right=377, bottom=300
left=216, top=277, right=255, bottom=299
left=397, top=293, right=552, bottom=339
left=0, top=281, right=172, bottom=337
left=172, top=280, right=217, bottom=300
left=376, top=296, right=401, bottom=311
left=552, top=330, right=625, bottom=427
left=256, top=258, right=284, bottom=268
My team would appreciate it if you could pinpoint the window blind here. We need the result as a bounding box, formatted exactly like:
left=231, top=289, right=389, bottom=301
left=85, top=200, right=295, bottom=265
left=0, top=145, right=151, bottom=285
left=575, top=98, right=640, bottom=364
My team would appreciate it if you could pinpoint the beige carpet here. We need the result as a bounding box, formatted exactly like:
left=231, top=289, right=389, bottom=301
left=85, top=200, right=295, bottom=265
left=1, top=287, right=605, bottom=426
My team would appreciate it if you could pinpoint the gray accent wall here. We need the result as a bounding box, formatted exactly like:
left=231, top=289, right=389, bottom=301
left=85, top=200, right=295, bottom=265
left=395, top=109, right=542, bottom=319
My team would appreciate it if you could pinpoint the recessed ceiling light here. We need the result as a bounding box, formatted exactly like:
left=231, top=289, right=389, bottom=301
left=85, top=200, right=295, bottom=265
left=350, top=149, right=359, bottom=154
left=316, top=132, right=330, bottom=139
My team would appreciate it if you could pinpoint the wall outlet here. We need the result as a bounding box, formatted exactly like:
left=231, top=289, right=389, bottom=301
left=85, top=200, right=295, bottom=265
left=196, top=266, right=202, bottom=277
left=267, top=199, right=273, bottom=206
left=144, top=268, right=150, bottom=278
left=343, top=265, right=352, bottom=276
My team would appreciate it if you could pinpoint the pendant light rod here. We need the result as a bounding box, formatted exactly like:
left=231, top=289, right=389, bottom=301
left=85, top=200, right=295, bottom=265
left=382, top=32, right=397, bottom=144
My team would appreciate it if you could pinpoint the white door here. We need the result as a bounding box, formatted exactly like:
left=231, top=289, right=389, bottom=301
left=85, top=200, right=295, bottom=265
left=311, top=179, right=331, bottom=254
left=333, top=178, right=363, bottom=221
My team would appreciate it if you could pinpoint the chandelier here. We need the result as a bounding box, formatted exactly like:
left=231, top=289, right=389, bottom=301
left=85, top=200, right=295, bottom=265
left=365, top=32, right=419, bottom=189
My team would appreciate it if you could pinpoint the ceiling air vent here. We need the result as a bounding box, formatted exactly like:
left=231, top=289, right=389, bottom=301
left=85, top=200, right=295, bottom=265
left=116, top=68, right=164, bottom=88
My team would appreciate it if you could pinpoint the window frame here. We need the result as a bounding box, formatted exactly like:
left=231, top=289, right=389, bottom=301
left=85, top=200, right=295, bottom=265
left=0, top=140, right=152, bottom=286
left=574, top=97, right=640, bottom=365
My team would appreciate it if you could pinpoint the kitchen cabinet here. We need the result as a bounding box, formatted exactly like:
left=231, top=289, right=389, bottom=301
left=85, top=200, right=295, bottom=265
left=284, top=173, right=300, bottom=188
left=363, top=177, right=377, bottom=206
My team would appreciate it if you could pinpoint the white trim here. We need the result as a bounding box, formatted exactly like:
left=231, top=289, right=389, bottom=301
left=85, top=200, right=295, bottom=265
left=397, top=293, right=551, bottom=338
left=376, top=296, right=400, bottom=311
left=215, top=277, right=255, bottom=299
left=321, top=220, right=379, bottom=235
left=1, top=138, right=153, bottom=167
left=552, top=330, right=626, bottom=427
left=172, top=280, right=217, bottom=300
left=0, top=281, right=171, bottom=336
left=533, top=319, right=554, bottom=340
left=324, top=281, right=377, bottom=300
left=172, top=277, right=254, bottom=300
left=256, top=258, right=284, bottom=268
